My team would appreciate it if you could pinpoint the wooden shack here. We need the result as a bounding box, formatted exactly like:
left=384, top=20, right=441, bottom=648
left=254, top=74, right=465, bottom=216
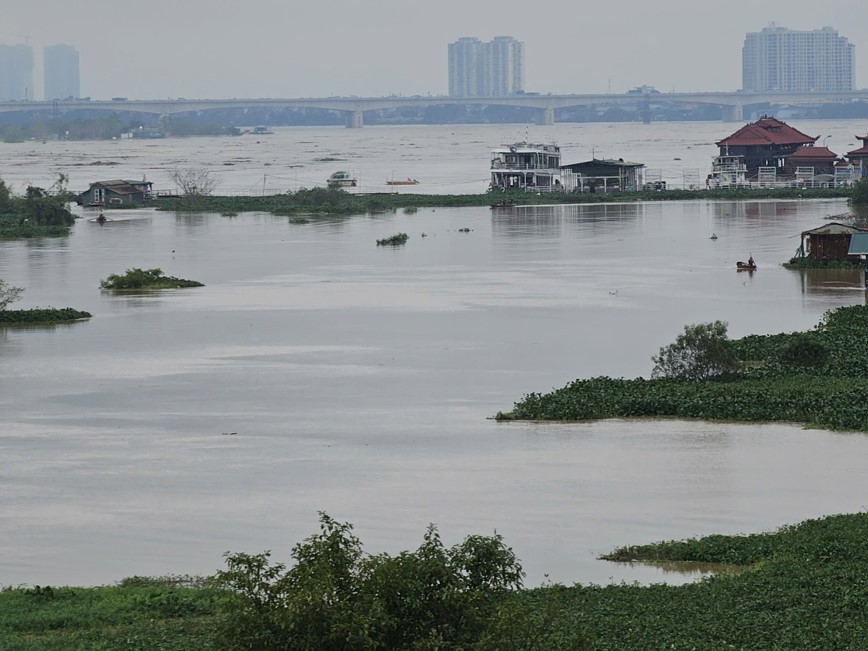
left=796, top=222, right=865, bottom=263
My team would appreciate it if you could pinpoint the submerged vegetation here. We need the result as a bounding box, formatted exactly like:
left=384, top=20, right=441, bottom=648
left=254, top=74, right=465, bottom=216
left=1, top=511, right=865, bottom=650
left=154, top=185, right=855, bottom=217
left=497, top=304, right=868, bottom=432
left=376, top=232, right=409, bottom=246
left=100, top=268, right=204, bottom=290
left=0, top=178, right=76, bottom=239
left=0, top=279, right=90, bottom=324
left=0, top=307, right=91, bottom=324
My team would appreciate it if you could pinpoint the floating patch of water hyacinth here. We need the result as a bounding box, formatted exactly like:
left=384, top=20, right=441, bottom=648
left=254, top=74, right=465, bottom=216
left=376, top=233, right=409, bottom=246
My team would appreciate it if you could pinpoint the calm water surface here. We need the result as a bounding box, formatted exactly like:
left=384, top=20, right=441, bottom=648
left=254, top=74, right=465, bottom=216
left=1, top=123, right=867, bottom=588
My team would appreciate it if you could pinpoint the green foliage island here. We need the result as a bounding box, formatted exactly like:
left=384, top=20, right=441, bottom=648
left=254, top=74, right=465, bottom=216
left=376, top=232, right=409, bottom=246
left=497, top=304, right=868, bottom=432
left=0, top=279, right=90, bottom=324
left=99, top=268, right=204, bottom=290
left=0, top=511, right=865, bottom=650
left=0, top=179, right=76, bottom=239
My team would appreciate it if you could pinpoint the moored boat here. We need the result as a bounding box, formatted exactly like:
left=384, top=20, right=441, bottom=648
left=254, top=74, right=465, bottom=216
left=490, top=143, right=562, bottom=191
left=327, top=171, right=357, bottom=188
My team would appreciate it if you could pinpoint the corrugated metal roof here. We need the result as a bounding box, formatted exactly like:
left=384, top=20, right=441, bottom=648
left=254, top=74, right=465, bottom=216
left=847, top=232, right=868, bottom=255
left=802, top=222, right=863, bottom=236
left=561, top=159, right=644, bottom=169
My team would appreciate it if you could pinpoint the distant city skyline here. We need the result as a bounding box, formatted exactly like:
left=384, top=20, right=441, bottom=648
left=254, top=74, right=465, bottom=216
left=0, top=1, right=865, bottom=100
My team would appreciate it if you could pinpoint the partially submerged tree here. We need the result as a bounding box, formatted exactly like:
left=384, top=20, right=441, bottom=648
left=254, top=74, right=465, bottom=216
left=168, top=167, right=220, bottom=197
left=652, top=320, right=738, bottom=381
left=0, top=279, right=23, bottom=310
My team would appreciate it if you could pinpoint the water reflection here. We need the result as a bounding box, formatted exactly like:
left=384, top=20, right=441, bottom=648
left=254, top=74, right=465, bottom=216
left=491, top=203, right=650, bottom=238
left=792, top=268, right=868, bottom=299
left=610, top=560, right=750, bottom=579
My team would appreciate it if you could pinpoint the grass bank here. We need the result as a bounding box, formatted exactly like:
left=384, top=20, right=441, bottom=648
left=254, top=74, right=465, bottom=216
left=1, top=512, right=864, bottom=650
left=496, top=304, right=868, bottom=432
left=154, top=186, right=854, bottom=216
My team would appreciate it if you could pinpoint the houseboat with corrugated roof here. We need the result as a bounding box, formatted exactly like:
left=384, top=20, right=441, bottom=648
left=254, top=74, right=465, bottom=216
left=490, top=143, right=562, bottom=191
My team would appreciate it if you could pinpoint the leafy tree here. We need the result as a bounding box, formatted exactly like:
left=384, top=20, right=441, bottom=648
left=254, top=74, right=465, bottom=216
left=652, top=321, right=738, bottom=381
left=0, top=279, right=24, bottom=310
left=0, top=177, right=12, bottom=212
left=849, top=178, right=868, bottom=206
left=214, top=513, right=584, bottom=650
left=22, top=186, right=75, bottom=226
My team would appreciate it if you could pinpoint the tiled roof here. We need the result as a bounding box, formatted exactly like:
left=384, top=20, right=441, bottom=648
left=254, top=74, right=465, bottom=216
left=716, top=117, right=817, bottom=147
left=847, top=145, right=868, bottom=157
left=788, top=146, right=837, bottom=161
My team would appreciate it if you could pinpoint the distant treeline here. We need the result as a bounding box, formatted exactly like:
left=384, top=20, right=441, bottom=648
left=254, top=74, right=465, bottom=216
left=3, top=100, right=868, bottom=139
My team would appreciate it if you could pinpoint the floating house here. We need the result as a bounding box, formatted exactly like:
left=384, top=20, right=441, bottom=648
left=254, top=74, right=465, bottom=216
left=560, top=158, right=645, bottom=193
left=76, top=179, right=153, bottom=206
left=795, top=222, right=865, bottom=263
left=490, top=143, right=562, bottom=191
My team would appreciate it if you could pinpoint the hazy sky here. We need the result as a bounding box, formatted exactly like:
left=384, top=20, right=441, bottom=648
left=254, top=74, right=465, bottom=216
left=3, top=0, right=867, bottom=100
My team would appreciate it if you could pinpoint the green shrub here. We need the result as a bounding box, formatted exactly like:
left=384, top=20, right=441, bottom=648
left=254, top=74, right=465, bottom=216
left=779, top=335, right=831, bottom=368
left=652, top=321, right=737, bottom=381
left=213, top=513, right=583, bottom=651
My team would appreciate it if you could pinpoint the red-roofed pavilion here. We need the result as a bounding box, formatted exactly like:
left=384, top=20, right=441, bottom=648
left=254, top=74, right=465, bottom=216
left=716, top=116, right=817, bottom=178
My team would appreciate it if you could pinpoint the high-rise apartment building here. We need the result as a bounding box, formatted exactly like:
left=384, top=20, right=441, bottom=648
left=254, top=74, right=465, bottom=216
left=742, top=25, right=854, bottom=92
left=483, top=36, right=524, bottom=97
left=448, top=37, right=484, bottom=97
left=44, top=44, right=80, bottom=100
left=0, top=44, right=34, bottom=100
left=448, top=36, right=524, bottom=97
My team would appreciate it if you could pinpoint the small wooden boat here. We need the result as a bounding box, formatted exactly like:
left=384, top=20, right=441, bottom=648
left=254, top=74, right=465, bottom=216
left=736, top=261, right=757, bottom=271
left=386, top=178, right=419, bottom=186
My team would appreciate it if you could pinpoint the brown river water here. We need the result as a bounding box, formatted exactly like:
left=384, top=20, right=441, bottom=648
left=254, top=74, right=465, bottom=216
left=1, top=122, right=867, bottom=588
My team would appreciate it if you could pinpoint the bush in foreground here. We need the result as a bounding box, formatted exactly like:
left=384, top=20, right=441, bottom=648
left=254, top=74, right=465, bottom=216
left=214, top=512, right=588, bottom=650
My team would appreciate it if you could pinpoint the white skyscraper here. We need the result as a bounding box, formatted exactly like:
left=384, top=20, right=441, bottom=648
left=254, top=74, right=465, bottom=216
left=742, top=25, right=854, bottom=93
left=483, top=36, right=524, bottom=97
left=448, top=36, right=524, bottom=97
left=44, top=44, right=80, bottom=100
left=448, top=37, right=484, bottom=97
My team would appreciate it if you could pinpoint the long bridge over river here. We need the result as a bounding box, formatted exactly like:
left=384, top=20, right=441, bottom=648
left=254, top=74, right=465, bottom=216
left=2, top=90, right=868, bottom=127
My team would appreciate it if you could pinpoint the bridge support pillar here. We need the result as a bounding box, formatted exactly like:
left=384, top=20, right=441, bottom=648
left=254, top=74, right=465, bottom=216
left=347, top=110, right=364, bottom=128
left=538, top=107, right=555, bottom=125
left=721, top=104, right=743, bottom=122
